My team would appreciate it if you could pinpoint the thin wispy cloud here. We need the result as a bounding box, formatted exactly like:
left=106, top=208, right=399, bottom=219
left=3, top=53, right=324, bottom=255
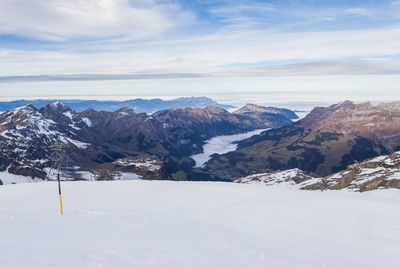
left=343, top=8, right=371, bottom=17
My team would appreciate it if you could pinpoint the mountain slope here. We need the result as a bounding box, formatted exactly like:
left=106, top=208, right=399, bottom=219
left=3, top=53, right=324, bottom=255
left=206, top=101, right=400, bottom=179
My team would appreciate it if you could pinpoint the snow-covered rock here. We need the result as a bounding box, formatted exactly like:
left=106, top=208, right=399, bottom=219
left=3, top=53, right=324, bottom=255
left=237, top=153, right=400, bottom=192
left=303, top=152, right=400, bottom=192
left=235, top=168, right=313, bottom=188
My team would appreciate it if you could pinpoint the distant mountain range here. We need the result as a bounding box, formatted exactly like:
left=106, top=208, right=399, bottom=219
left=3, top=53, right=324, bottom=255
left=0, top=97, right=235, bottom=113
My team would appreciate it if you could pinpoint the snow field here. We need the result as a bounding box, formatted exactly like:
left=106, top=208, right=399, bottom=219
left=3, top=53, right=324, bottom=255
left=0, top=181, right=399, bottom=267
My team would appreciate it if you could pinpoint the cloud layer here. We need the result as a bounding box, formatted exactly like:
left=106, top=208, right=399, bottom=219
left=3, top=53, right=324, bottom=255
left=0, top=0, right=399, bottom=80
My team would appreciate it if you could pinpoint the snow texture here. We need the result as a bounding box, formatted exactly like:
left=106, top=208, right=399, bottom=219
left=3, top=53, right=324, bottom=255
left=114, top=158, right=161, bottom=171
left=82, top=117, right=92, bottom=127
left=0, top=181, right=399, bottom=267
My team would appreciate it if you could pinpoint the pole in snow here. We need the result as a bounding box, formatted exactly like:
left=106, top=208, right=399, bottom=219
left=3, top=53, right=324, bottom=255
left=57, top=172, right=64, bottom=216
left=49, top=143, right=68, bottom=216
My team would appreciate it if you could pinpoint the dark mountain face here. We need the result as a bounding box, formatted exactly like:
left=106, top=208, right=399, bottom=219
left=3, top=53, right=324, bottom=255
left=205, top=101, right=400, bottom=180
left=0, top=102, right=294, bottom=180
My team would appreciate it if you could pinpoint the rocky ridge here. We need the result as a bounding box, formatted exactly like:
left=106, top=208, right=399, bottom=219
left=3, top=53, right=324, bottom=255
left=236, top=152, right=400, bottom=192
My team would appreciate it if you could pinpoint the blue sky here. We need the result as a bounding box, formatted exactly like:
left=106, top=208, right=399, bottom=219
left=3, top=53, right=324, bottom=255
left=0, top=0, right=400, bottom=104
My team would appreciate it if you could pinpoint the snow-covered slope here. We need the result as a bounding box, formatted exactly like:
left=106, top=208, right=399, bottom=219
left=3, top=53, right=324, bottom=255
left=304, top=151, right=400, bottom=191
left=0, top=181, right=399, bottom=267
left=236, top=152, right=400, bottom=192
left=0, top=104, right=92, bottom=178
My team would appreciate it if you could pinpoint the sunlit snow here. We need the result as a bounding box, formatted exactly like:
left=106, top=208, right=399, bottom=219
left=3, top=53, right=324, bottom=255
left=0, top=181, right=398, bottom=267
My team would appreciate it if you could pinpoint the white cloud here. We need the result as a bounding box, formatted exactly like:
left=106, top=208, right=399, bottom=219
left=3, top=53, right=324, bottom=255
left=0, top=0, right=192, bottom=40
left=343, top=8, right=371, bottom=17
left=0, top=50, right=10, bottom=57
left=210, top=3, right=275, bottom=16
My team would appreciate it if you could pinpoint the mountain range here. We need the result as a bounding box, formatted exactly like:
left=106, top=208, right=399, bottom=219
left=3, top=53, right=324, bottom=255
left=0, top=97, right=234, bottom=113
left=0, top=102, right=294, bottom=182
left=1, top=99, right=400, bottom=192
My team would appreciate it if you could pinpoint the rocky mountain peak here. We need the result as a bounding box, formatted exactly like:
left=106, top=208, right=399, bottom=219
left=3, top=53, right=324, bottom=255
left=115, top=107, right=135, bottom=116
left=299, top=101, right=400, bottom=134
left=1, top=104, right=44, bottom=130
left=236, top=103, right=268, bottom=113
left=12, top=104, right=38, bottom=114
left=332, top=100, right=354, bottom=108
left=204, top=106, right=227, bottom=114
left=45, top=101, right=73, bottom=113
left=235, top=103, right=298, bottom=120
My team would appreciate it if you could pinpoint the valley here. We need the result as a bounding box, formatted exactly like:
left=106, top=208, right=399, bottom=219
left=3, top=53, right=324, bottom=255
left=1, top=98, right=400, bottom=192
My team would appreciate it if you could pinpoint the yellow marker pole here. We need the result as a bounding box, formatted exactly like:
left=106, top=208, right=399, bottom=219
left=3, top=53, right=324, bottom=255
left=57, top=172, right=64, bottom=215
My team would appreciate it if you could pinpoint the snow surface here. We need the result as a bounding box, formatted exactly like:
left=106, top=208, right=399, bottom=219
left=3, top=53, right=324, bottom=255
left=191, top=129, right=268, bottom=167
left=0, top=172, right=43, bottom=185
left=82, top=117, right=92, bottom=127
left=119, top=172, right=142, bottom=180
left=0, top=181, right=399, bottom=267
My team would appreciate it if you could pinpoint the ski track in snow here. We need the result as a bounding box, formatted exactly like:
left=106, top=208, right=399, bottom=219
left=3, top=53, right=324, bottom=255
left=0, top=181, right=399, bottom=267
left=191, top=129, right=268, bottom=167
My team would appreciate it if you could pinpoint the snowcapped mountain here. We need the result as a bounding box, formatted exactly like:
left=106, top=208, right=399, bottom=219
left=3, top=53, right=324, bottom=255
left=0, top=104, right=91, bottom=179
left=236, top=152, right=400, bottom=192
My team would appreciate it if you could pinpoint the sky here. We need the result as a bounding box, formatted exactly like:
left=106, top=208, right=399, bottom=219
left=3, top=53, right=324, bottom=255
left=1, top=0, right=400, bottom=108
